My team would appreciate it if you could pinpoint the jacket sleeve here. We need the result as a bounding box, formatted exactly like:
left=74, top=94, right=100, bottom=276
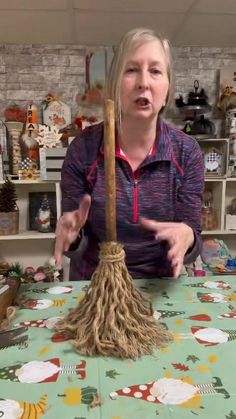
left=60, top=136, right=89, bottom=214
left=174, top=140, right=204, bottom=264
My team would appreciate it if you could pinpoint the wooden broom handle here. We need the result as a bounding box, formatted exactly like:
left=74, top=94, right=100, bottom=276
left=104, top=99, right=117, bottom=242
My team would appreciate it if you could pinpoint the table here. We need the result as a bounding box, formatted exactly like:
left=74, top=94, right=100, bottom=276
left=1, top=276, right=236, bottom=418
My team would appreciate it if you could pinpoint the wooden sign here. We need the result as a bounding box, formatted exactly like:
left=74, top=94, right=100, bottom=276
left=43, top=101, right=71, bottom=129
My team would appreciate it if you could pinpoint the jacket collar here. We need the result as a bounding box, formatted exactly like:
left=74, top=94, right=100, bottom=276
left=150, top=117, right=172, bottom=161
left=99, top=117, right=172, bottom=162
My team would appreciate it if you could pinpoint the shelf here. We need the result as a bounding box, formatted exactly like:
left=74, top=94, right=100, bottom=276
left=204, top=177, right=236, bottom=182
left=202, top=230, right=236, bottom=235
left=178, top=104, right=212, bottom=113
left=197, top=138, right=229, bottom=142
left=0, top=180, right=57, bottom=185
left=0, top=231, right=56, bottom=240
left=205, top=176, right=227, bottom=182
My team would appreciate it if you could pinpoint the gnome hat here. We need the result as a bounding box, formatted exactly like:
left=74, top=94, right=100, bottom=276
left=110, top=378, right=197, bottom=405
left=110, top=382, right=156, bottom=403
left=218, top=312, right=236, bottom=319
left=17, top=316, right=63, bottom=329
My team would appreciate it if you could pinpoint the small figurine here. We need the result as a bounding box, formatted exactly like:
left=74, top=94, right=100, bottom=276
left=36, top=194, right=51, bottom=233
left=22, top=102, right=40, bottom=163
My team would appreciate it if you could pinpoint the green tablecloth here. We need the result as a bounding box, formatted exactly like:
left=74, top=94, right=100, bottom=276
left=1, top=276, right=236, bottom=418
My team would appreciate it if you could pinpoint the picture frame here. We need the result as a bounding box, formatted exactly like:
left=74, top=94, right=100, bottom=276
left=28, top=191, right=57, bottom=231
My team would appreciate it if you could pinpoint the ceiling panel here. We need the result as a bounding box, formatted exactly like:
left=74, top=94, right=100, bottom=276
left=0, top=1, right=235, bottom=46
left=73, top=0, right=195, bottom=13
left=74, top=11, right=184, bottom=45
left=0, top=11, right=72, bottom=43
left=194, top=0, right=236, bottom=14
left=0, top=0, right=68, bottom=10
left=174, top=14, right=236, bottom=47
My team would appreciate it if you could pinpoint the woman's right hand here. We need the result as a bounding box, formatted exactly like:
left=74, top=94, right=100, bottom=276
left=54, top=194, right=91, bottom=265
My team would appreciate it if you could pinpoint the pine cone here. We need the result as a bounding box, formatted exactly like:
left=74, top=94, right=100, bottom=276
left=0, top=179, right=18, bottom=212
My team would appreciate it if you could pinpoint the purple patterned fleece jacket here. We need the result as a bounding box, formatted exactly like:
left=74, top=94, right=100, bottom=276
left=61, top=117, right=204, bottom=280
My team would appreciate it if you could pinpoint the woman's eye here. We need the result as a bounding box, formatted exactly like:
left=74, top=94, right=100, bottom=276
left=150, top=68, right=161, bottom=75
left=125, top=68, right=137, bottom=73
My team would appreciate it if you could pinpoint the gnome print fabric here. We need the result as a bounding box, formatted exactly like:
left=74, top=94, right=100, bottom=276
left=197, top=292, right=228, bottom=303
left=185, top=280, right=231, bottom=289
left=110, top=376, right=230, bottom=406
left=0, top=394, right=47, bottom=419
left=30, top=286, right=73, bottom=295
left=16, top=315, right=64, bottom=329
left=21, top=298, right=67, bottom=309
left=191, top=326, right=236, bottom=346
left=0, top=358, right=86, bottom=383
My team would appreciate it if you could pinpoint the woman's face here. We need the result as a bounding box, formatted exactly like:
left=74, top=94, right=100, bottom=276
left=120, top=40, right=169, bottom=122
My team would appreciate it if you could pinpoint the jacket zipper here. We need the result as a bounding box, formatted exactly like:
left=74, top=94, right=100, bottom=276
left=133, top=174, right=139, bottom=223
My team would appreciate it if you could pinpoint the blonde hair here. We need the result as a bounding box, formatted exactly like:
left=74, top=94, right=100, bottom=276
left=105, top=27, right=174, bottom=128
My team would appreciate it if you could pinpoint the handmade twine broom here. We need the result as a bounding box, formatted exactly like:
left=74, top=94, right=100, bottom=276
left=56, top=99, right=172, bottom=359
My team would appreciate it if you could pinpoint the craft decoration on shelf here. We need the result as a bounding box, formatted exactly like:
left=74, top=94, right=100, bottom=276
left=201, top=239, right=230, bottom=271
left=228, top=154, right=236, bottom=177
left=3, top=104, right=26, bottom=123
left=18, top=157, right=40, bottom=180
left=227, top=126, right=236, bottom=177
left=35, top=194, right=52, bottom=233
left=42, top=93, right=71, bottom=130
left=29, top=191, right=57, bottom=231
left=218, top=66, right=236, bottom=113
left=4, top=104, right=26, bottom=176
left=204, top=147, right=223, bottom=176
left=75, top=114, right=99, bottom=130
left=0, top=178, right=19, bottom=235
left=35, top=124, right=63, bottom=148
left=0, top=145, right=4, bottom=181
left=175, top=80, right=214, bottom=139
left=201, top=190, right=218, bottom=231
left=0, top=120, right=8, bottom=175
left=218, top=67, right=236, bottom=137
left=22, top=102, right=40, bottom=163
left=0, top=258, right=62, bottom=283
left=76, top=48, right=113, bottom=129
left=225, top=108, right=236, bottom=136
left=226, top=197, right=236, bottom=230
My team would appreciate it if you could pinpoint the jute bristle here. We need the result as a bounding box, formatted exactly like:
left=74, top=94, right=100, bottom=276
left=56, top=241, right=172, bottom=359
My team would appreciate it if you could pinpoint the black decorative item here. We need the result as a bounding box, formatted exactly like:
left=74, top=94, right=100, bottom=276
left=175, top=80, right=215, bottom=138
left=175, top=80, right=211, bottom=112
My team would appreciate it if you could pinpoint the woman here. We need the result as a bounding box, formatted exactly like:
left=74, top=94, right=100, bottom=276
left=55, top=27, right=204, bottom=280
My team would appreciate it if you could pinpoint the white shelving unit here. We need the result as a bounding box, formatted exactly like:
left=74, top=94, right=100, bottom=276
left=0, top=180, right=61, bottom=268
left=1, top=138, right=235, bottom=267
left=199, top=138, right=236, bottom=257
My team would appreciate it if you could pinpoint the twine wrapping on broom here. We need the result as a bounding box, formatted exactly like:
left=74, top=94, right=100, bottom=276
left=56, top=99, right=172, bottom=359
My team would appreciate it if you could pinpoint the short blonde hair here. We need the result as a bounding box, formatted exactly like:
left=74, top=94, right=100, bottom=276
left=105, top=27, right=174, bottom=128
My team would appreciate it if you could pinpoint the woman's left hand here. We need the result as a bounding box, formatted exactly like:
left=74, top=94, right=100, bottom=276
left=140, top=218, right=194, bottom=278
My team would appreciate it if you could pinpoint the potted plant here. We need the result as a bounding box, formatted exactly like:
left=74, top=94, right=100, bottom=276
left=0, top=178, right=19, bottom=235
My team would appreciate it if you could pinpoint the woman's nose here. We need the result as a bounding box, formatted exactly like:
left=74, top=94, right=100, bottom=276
left=137, top=71, right=149, bottom=90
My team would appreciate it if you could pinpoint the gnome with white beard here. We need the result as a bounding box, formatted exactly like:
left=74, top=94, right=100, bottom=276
left=0, top=394, right=47, bottom=419
left=0, top=358, right=86, bottom=383
left=110, top=376, right=230, bottom=407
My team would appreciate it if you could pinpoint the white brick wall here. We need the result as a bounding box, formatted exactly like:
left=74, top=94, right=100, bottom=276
left=0, top=44, right=235, bottom=135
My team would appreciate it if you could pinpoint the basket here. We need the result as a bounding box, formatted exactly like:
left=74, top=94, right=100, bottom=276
left=0, top=210, right=19, bottom=235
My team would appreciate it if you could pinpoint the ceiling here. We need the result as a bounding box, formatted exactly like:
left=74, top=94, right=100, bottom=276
left=0, top=0, right=236, bottom=47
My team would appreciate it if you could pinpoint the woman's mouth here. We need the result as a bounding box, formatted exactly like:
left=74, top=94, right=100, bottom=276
left=134, top=97, right=151, bottom=107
